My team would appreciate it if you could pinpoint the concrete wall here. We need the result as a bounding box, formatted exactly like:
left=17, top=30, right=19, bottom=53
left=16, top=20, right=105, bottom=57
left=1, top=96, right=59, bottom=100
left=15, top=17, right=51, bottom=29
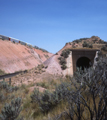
left=64, top=49, right=99, bottom=76
left=63, top=51, right=73, bottom=76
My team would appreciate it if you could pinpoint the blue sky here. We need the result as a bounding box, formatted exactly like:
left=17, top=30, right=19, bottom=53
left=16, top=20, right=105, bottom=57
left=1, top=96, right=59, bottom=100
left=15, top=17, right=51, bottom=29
left=0, top=0, right=107, bottom=53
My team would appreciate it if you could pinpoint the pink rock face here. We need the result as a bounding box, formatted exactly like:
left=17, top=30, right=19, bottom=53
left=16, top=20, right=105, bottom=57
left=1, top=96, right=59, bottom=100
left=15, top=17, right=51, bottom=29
left=34, top=48, right=53, bottom=62
left=0, top=40, right=52, bottom=73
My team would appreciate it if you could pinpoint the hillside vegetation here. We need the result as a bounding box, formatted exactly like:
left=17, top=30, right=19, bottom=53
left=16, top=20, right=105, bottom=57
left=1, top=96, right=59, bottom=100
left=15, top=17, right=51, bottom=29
left=0, top=56, right=107, bottom=120
left=61, top=36, right=107, bottom=52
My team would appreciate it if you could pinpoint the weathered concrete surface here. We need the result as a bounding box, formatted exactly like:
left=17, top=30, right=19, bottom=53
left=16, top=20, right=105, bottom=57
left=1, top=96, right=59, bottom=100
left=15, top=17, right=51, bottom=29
left=63, top=51, right=73, bottom=76
left=93, top=51, right=100, bottom=69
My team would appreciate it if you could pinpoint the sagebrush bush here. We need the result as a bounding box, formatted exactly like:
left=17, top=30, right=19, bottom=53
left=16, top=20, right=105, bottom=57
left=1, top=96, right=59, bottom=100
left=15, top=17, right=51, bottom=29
left=0, top=81, right=19, bottom=93
left=31, top=85, right=67, bottom=113
left=54, top=56, right=107, bottom=120
left=58, top=49, right=70, bottom=70
left=82, top=41, right=89, bottom=47
left=59, top=58, right=66, bottom=65
left=31, top=89, right=55, bottom=113
left=0, top=92, right=5, bottom=102
left=88, top=44, right=93, bottom=48
left=101, top=45, right=107, bottom=51
left=0, top=97, right=22, bottom=120
left=60, top=49, right=70, bottom=58
left=61, top=64, right=67, bottom=70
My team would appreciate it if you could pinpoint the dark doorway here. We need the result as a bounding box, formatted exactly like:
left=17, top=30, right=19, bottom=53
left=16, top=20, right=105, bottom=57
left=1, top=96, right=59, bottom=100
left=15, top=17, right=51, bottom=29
left=76, top=57, right=91, bottom=70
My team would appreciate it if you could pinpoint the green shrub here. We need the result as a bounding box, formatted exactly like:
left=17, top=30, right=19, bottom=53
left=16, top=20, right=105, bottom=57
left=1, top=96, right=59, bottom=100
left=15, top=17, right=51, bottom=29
left=61, top=64, right=67, bottom=70
left=88, top=44, right=93, bottom=48
left=0, top=97, right=22, bottom=120
left=0, top=92, right=5, bottom=102
left=59, top=58, right=66, bottom=65
left=0, top=81, right=19, bottom=93
left=72, top=38, right=89, bottom=43
left=82, top=41, right=89, bottom=47
left=101, top=45, right=107, bottom=51
left=31, top=88, right=64, bottom=113
left=58, top=49, right=70, bottom=70
left=61, top=49, right=70, bottom=58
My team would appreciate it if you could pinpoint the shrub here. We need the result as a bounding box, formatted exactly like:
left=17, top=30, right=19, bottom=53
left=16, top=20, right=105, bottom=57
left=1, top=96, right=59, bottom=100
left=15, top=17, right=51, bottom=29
left=31, top=89, right=53, bottom=113
left=0, top=81, right=19, bottom=93
left=31, top=88, right=40, bottom=104
left=88, top=44, right=93, bottom=48
left=59, top=58, right=66, bottom=65
left=61, top=64, right=67, bottom=70
left=101, top=45, right=107, bottom=51
left=72, top=38, right=89, bottom=43
left=0, top=92, right=5, bottom=102
left=13, top=41, right=15, bottom=44
left=0, top=97, right=22, bottom=120
left=69, top=42, right=71, bottom=45
left=58, top=49, right=70, bottom=70
left=61, top=49, right=70, bottom=58
left=82, top=41, right=89, bottom=47
left=31, top=88, right=64, bottom=113
left=55, top=57, right=107, bottom=120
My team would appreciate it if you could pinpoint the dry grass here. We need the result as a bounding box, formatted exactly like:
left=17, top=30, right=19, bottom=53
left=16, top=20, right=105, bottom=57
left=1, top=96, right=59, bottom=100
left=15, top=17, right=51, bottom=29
left=0, top=76, right=104, bottom=120
left=0, top=77, right=65, bottom=120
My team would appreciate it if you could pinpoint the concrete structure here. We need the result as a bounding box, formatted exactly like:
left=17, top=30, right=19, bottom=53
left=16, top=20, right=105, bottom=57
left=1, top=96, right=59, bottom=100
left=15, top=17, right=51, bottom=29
left=65, top=49, right=100, bottom=76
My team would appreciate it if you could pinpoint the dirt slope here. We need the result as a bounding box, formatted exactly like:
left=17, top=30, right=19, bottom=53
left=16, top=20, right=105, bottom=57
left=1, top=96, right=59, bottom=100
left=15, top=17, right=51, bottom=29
left=0, top=39, right=52, bottom=74
left=34, top=48, right=53, bottom=62
left=44, top=55, right=63, bottom=75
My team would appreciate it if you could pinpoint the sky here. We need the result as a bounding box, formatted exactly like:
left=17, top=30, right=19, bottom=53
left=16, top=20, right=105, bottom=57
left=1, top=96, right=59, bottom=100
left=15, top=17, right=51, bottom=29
left=0, top=0, right=107, bottom=53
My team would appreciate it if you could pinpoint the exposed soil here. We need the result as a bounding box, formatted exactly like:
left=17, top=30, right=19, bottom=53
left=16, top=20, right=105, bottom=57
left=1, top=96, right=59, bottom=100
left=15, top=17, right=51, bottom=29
left=0, top=39, right=52, bottom=74
left=4, top=66, right=62, bottom=92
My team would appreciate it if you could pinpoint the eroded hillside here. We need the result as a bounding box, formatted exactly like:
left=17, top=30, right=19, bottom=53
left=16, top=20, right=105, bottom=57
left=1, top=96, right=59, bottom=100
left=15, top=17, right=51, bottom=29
left=0, top=39, right=52, bottom=74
